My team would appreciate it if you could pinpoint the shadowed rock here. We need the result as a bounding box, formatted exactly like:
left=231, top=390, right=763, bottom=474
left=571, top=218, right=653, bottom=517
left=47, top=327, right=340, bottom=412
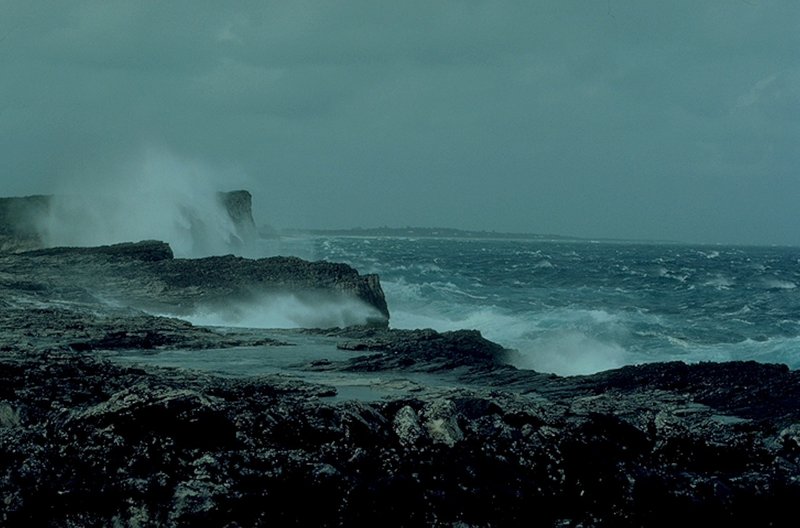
left=1, top=349, right=798, bottom=526
left=1, top=240, right=389, bottom=326
left=2, top=189, right=799, bottom=524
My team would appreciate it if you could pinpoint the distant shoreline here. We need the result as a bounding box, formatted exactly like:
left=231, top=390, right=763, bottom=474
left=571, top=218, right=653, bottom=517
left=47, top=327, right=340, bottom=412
left=279, top=226, right=686, bottom=246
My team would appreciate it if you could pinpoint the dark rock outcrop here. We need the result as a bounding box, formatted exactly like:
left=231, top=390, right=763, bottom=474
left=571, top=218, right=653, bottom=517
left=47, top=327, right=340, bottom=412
left=1, top=240, right=390, bottom=325
left=1, top=347, right=798, bottom=527
left=2, top=196, right=799, bottom=524
left=0, top=291, right=798, bottom=525
left=335, top=328, right=509, bottom=371
left=217, top=190, right=257, bottom=244
left=0, top=305, right=282, bottom=353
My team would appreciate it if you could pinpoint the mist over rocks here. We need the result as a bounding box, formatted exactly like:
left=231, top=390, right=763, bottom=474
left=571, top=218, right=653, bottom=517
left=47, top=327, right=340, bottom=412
left=0, top=195, right=50, bottom=253
left=217, top=190, right=257, bottom=243
left=0, top=190, right=257, bottom=257
left=0, top=239, right=389, bottom=327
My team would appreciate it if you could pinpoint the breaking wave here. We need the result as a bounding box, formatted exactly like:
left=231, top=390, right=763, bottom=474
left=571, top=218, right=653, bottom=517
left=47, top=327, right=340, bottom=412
left=311, top=236, right=800, bottom=375
left=36, top=148, right=246, bottom=257
left=178, top=293, right=384, bottom=330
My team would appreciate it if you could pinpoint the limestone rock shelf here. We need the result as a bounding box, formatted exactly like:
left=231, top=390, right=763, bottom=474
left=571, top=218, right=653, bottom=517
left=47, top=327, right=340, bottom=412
left=1, top=239, right=389, bottom=326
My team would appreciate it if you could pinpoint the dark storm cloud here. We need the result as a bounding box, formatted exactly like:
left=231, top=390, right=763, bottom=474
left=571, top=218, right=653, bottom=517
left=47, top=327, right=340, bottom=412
left=1, top=1, right=798, bottom=245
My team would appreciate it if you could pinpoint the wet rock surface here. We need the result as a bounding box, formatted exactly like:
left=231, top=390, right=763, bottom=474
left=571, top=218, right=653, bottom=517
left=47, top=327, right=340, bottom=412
left=0, top=239, right=389, bottom=324
left=1, top=243, right=799, bottom=525
left=1, top=346, right=799, bottom=526
left=2, top=312, right=800, bottom=526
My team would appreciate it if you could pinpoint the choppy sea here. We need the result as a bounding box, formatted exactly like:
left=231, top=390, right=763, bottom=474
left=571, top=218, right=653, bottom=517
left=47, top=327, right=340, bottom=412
left=260, top=236, right=800, bottom=376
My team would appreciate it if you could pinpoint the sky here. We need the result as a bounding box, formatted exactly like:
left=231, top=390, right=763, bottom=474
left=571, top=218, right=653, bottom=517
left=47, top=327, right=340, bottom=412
left=1, top=1, right=798, bottom=246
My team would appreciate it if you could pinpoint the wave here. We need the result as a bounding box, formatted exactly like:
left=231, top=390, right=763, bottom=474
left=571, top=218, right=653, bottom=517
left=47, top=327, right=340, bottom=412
left=763, top=279, right=797, bottom=290
left=383, top=276, right=800, bottom=375
left=702, top=274, right=734, bottom=290
left=312, top=236, right=800, bottom=374
left=384, top=279, right=638, bottom=375
left=39, top=149, right=245, bottom=257
left=177, top=293, right=384, bottom=329
left=506, top=331, right=629, bottom=376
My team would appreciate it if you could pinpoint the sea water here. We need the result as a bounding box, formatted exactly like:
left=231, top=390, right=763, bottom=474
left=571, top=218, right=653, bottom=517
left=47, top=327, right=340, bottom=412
left=296, top=236, right=800, bottom=376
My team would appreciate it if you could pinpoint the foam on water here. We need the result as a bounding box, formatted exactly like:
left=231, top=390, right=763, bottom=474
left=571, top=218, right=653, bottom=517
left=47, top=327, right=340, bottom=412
left=310, top=236, right=800, bottom=375
left=384, top=278, right=637, bottom=374
left=763, top=278, right=797, bottom=290
left=507, top=331, right=629, bottom=376
left=179, top=293, right=383, bottom=329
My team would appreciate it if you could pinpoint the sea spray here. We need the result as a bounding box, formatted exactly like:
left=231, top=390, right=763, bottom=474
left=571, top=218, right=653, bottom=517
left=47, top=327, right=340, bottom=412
left=179, top=292, right=385, bottom=329
left=36, top=148, right=246, bottom=257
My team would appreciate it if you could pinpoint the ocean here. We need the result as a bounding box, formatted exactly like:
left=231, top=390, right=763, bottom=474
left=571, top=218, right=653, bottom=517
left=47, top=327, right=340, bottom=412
left=261, top=235, right=800, bottom=376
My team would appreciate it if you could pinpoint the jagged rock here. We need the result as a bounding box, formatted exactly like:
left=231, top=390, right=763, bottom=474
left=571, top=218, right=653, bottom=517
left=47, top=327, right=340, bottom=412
left=0, top=240, right=390, bottom=326
left=393, top=405, right=424, bottom=446
left=217, top=190, right=257, bottom=244
left=0, top=403, right=20, bottom=428
left=337, top=328, right=507, bottom=370
left=0, top=348, right=799, bottom=526
left=421, top=399, right=464, bottom=447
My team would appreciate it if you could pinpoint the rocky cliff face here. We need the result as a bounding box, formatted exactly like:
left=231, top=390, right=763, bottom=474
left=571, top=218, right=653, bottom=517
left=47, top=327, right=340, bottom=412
left=217, top=190, right=257, bottom=244
left=1, top=240, right=390, bottom=325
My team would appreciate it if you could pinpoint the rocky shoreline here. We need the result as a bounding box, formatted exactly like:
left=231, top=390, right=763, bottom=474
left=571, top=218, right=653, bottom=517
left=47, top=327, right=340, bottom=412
left=1, top=239, right=799, bottom=526
left=1, top=239, right=389, bottom=325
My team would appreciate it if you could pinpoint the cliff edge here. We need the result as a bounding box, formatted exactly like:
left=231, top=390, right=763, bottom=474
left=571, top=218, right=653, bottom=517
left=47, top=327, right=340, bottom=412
left=1, top=239, right=389, bottom=326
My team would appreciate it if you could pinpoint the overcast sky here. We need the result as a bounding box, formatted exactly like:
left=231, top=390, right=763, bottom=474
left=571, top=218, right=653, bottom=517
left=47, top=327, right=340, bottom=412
left=1, top=1, right=798, bottom=245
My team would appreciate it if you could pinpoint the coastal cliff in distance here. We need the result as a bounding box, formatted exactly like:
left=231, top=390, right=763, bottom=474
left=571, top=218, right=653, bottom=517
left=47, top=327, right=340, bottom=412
left=0, top=194, right=50, bottom=252
left=0, top=190, right=257, bottom=254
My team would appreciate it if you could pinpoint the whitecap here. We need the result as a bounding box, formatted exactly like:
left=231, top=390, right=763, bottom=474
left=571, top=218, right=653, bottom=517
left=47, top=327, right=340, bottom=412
left=177, top=293, right=384, bottom=329
left=763, top=278, right=797, bottom=290
left=702, top=275, right=734, bottom=290
left=507, top=330, right=629, bottom=376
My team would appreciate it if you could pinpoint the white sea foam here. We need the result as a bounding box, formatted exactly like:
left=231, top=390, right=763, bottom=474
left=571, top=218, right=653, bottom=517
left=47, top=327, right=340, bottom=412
left=763, top=279, right=797, bottom=290
left=506, top=330, right=629, bottom=376
left=180, top=293, right=383, bottom=329
left=703, top=275, right=734, bottom=290
left=37, top=148, right=245, bottom=257
left=384, top=278, right=634, bottom=375
left=313, top=237, right=800, bottom=374
left=653, top=336, right=800, bottom=369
